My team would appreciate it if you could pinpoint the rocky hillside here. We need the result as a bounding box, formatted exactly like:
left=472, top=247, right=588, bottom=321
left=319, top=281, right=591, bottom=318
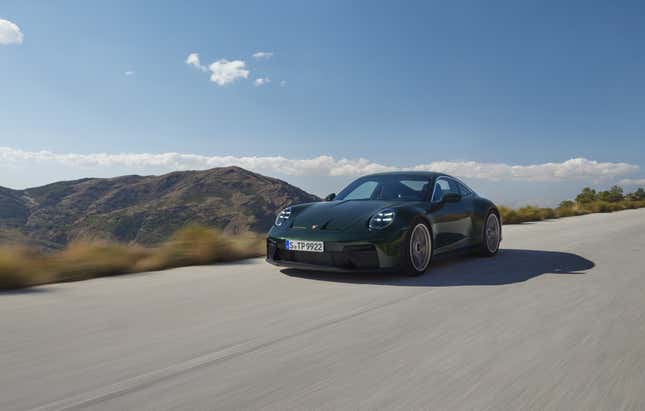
left=0, top=167, right=319, bottom=248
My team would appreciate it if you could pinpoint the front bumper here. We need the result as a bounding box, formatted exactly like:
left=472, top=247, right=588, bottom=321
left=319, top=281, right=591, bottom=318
left=265, top=232, right=405, bottom=272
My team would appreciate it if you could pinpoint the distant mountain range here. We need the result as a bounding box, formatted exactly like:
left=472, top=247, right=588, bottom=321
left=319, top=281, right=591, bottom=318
left=0, top=167, right=319, bottom=249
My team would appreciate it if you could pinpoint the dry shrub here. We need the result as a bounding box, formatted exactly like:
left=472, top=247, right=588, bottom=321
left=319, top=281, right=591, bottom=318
left=52, top=241, right=151, bottom=282
left=584, top=201, right=625, bottom=214
left=497, top=205, right=514, bottom=225
left=0, top=247, right=50, bottom=289
left=0, top=225, right=264, bottom=290
left=135, top=225, right=265, bottom=272
left=136, top=225, right=233, bottom=271
left=499, top=205, right=556, bottom=224
left=227, top=231, right=266, bottom=259
left=555, top=206, right=587, bottom=218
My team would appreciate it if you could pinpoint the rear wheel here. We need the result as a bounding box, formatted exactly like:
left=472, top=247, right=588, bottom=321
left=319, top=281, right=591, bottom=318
left=480, top=211, right=501, bottom=256
left=400, top=221, right=433, bottom=276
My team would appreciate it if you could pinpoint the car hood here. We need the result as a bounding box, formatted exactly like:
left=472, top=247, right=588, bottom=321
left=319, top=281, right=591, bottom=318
left=290, top=200, right=399, bottom=231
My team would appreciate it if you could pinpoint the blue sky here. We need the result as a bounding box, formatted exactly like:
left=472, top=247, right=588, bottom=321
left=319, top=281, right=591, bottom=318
left=1, top=0, right=645, bottom=205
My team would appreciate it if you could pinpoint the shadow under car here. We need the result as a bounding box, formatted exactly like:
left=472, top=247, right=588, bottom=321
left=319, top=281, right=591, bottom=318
left=281, top=248, right=594, bottom=287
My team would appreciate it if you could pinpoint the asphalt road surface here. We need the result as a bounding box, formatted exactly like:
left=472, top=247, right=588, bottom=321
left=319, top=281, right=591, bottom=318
left=2, top=209, right=645, bottom=410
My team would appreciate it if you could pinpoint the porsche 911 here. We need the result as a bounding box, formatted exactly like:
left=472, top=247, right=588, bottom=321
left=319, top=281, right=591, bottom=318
left=266, top=172, right=501, bottom=275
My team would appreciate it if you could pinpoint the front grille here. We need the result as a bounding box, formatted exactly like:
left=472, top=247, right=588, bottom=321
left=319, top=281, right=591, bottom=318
left=269, top=241, right=379, bottom=269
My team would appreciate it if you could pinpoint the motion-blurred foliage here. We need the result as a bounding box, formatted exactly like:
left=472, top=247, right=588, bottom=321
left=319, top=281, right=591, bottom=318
left=0, top=225, right=264, bottom=290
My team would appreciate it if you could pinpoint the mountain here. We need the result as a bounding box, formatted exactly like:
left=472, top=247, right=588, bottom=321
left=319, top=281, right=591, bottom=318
left=0, top=167, right=319, bottom=248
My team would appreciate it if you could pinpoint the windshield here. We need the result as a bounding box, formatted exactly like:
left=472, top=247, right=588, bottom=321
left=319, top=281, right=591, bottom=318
left=335, top=175, right=431, bottom=201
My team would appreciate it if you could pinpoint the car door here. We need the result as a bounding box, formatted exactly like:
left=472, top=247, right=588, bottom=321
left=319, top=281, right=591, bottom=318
left=429, top=177, right=473, bottom=252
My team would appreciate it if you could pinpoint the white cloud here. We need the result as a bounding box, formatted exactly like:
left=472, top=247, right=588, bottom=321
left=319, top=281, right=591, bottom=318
left=0, top=147, right=638, bottom=183
left=409, top=158, right=639, bottom=182
left=619, top=178, right=645, bottom=187
left=124, top=70, right=136, bottom=76
left=254, top=77, right=270, bottom=86
left=208, top=59, right=249, bottom=85
left=0, top=19, right=24, bottom=46
left=186, top=53, right=250, bottom=86
left=185, top=52, right=207, bottom=72
left=252, top=51, right=273, bottom=60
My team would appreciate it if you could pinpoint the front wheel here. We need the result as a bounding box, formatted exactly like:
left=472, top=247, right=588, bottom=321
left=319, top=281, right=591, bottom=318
left=480, top=211, right=501, bottom=256
left=400, top=221, right=433, bottom=276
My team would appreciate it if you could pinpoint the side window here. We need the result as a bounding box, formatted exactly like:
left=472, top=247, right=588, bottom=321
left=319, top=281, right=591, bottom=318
left=432, top=178, right=458, bottom=202
left=458, top=182, right=472, bottom=197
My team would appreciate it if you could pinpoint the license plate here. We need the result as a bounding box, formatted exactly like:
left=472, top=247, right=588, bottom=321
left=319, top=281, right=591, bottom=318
left=286, top=240, right=324, bottom=253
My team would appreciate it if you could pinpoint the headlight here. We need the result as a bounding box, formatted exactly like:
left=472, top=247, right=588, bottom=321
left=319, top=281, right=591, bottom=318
left=369, top=209, right=395, bottom=230
left=275, top=207, right=292, bottom=226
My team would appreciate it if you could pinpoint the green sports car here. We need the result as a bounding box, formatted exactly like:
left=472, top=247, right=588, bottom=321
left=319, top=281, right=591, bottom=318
left=266, top=171, right=501, bottom=275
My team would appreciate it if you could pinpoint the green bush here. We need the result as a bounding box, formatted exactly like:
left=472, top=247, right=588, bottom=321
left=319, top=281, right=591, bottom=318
left=576, top=187, right=597, bottom=204
left=597, top=185, right=624, bottom=203
left=630, top=188, right=645, bottom=201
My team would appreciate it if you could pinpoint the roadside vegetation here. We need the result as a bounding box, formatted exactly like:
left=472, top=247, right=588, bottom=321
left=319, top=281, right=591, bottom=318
left=0, top=225, right=264, bottom=290
left=499, top=186, right=645, bottom=224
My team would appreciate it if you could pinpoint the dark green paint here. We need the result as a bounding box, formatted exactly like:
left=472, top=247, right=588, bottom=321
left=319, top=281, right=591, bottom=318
left=267, top=172, right=499, bottom=271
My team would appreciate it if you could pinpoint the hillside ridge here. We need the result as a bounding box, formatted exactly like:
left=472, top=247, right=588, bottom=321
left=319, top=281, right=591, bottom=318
left=0, top=166, right=319, bottom=248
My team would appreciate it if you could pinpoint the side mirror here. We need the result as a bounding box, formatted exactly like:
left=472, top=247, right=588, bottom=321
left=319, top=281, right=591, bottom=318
left=442, top=192, right=462, bottom=203
left=324, top=193, right=336, bottom=201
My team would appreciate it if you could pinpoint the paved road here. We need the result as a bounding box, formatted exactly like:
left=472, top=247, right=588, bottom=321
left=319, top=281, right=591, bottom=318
left=2, top=209, right=645, bottom=410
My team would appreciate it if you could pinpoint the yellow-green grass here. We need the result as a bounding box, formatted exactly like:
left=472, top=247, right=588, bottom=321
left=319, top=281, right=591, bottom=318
left=0, top=225, right=265, bottom=290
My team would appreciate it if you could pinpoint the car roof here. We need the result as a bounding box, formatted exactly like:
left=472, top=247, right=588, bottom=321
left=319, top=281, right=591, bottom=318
left=360, top=171, right=447, bottom=179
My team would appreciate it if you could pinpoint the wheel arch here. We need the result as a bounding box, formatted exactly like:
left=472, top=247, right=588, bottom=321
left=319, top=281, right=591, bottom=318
left=485, top=204, right=502, bottom=242
left=412, top=213, right=436, bottom=246
left=470, top=198, right=501, bottom=243
left=400, top=215, right=434, bottom=275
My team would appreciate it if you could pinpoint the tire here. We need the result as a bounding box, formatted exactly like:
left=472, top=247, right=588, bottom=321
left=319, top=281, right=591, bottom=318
left=400, top=220, right=433, bottom=276
left=480, top=211, right=501, bottom=257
